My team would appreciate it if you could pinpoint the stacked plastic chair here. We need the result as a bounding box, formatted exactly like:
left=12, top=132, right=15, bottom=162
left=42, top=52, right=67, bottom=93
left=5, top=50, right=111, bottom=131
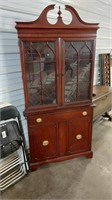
left=0, top=104, right=28, bottom=191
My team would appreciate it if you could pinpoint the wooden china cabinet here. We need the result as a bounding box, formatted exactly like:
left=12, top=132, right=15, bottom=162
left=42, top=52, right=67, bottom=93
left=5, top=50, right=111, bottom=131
left=16, top=5, right=99, bottom=170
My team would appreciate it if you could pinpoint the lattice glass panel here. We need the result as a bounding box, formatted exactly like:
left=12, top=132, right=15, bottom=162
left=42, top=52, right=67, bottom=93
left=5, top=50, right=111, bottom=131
left=64, top=41, right=93, bottom=103
left=23, top=41, right=56, bottom=106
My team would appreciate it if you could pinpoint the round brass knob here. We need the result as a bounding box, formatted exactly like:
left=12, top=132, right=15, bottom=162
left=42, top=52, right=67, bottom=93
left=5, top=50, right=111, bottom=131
left=36, top=118, right=42, bottom=123
left=76, top=134, right=82, bottom=140
left=82, top=111, right=87, bottom=116
left=42, top=140, right=49, bottom=146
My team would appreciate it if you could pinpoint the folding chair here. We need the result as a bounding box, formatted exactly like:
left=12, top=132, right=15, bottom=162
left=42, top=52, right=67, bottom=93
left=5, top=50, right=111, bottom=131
left=0, top=104, right=28, bottom=191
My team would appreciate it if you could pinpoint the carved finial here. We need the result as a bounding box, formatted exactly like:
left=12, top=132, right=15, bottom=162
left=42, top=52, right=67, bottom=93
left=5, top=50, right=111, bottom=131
left=58, top=6, right=62, bottom=17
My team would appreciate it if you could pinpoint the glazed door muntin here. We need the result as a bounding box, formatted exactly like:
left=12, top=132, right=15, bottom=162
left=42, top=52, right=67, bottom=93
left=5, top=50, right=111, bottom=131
left=22, top=38, right=94, bottom=109
left=61, top=38, right=94, bottom=104
left=22, top=39, right=60, bottom=108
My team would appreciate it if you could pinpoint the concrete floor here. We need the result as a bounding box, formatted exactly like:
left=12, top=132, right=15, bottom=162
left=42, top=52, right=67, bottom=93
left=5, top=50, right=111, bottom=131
left=1, top=116, right=112, bottom=200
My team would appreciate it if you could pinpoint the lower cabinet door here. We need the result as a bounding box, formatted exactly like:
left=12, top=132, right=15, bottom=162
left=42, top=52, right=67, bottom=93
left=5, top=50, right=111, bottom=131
left=29, top=123, right=58, bottom=162
left=67, top=118, right=92, bottom=154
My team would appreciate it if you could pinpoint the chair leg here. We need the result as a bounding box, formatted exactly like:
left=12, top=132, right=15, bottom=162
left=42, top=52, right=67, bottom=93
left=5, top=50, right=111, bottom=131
left=21, top=144, right=29, bottom=174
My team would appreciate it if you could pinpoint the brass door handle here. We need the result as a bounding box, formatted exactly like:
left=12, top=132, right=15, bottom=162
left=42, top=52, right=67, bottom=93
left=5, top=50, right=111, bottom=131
left=76, top=134, right=82, bottom=140
left=42, top=140, right=49, bottom=146
left=36, top=118, right=42, bottom=123
left=82, top=111, right=87, bottom=116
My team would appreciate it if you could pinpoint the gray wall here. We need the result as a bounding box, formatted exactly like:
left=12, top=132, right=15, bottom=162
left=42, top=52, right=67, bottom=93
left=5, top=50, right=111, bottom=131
left=0, top=0, right=112, bottom=147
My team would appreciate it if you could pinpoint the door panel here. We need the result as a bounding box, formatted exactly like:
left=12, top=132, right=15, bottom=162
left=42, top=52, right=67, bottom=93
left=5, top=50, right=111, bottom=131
left=29, top=123, right=58, bottom=161
left=23, top=41, right=57, bottom=106
left=63, top=40, right=93, bottom=103
left=67, top=118, right=91, bottom=154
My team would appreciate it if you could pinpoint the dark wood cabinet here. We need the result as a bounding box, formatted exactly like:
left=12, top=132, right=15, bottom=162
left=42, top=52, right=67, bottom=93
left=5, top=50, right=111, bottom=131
left=16, top=4, right=99, bottom=170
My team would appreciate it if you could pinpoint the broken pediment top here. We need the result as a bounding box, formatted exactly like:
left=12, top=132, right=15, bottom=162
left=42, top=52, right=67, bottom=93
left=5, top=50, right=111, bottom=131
left=16, top=4, right=99, bottom=30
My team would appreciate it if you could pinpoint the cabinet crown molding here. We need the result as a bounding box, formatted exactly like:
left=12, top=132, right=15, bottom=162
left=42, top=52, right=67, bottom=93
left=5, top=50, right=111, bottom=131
left=15, top=4, right=99, bottom=31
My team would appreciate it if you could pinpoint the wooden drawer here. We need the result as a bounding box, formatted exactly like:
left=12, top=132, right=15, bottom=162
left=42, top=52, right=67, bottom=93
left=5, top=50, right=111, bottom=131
left=28, top=107, right=93, bottom=126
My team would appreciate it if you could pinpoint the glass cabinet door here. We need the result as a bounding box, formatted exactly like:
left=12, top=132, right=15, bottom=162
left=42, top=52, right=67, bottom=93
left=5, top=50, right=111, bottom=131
left=64, top=41, right=93, bottom=103
left=23, top=41, right=56, bottom=107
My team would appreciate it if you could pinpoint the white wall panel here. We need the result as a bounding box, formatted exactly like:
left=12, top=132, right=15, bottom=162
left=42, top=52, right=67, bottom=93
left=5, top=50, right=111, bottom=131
left=0, top=0, right=112, bottom=147
left=0, top=65, right=21, bottom=74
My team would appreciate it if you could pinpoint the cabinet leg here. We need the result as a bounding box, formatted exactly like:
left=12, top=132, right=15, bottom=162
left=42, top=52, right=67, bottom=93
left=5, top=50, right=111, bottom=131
left=102, top=112, right=112, bottom=121
left=30, top=165, right=38, bottom=172
left=86, top=152, right=93, bottom=159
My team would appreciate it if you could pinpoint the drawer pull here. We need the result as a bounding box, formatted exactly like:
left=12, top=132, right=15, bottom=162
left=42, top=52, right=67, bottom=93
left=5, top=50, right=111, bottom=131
left=42, top=140, right=49, bottom=146
left=36, top=118, right=42, bottom=123
left=82, top=111, right=87, bottom=116
left=76, top=134, right=82, bottom=140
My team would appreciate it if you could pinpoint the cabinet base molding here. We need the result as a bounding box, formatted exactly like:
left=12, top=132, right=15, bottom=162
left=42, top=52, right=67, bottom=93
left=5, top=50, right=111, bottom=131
left=30, top=150, right=93, bottom=171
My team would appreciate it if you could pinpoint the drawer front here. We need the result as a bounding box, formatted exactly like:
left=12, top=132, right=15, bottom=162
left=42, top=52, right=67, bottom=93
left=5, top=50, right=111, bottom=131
left=67, top=118, right=92, bottom=154
left=28, top=107, right=93, bottom=126
left=93, top=93, right=112, bottom=118
left=29, top=123, right=58, bottom=162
